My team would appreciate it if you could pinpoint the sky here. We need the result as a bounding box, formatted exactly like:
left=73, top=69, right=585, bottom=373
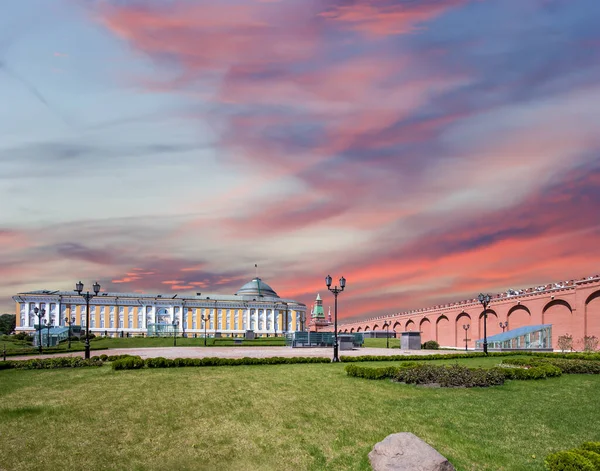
left=1, top=0, right=600, bottom=321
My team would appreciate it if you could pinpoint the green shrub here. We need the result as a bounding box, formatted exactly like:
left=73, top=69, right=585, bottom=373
left=573, top=450, right=600, bottom=469
left=502, top=358, right=600, bottom=375
left=345, top=364, right=401, bottom=380
left=112, top=356, right=144, bottom=370
left=392, top=364, right=505, bottom=388
left=422, top=340, right=440, bottom=350
left=498, top=364, right=562, bottom=380
left=581, top=443, right=600, bottom=455
left=544, top=450, right=595, bottom=471
left=340, top=351, right=600, bottom=363
left=0, top=357, right=103, bottom=370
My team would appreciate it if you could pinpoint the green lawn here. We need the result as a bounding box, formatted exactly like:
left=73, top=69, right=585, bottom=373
left=1, top=360, right=598, bottom=470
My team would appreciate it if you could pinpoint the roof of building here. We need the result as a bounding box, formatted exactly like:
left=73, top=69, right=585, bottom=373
left=15, top=278, right=305, bottom=307
left=477, top=324, right=551, bottom=343
left=235, top=277, right=279, bottom=297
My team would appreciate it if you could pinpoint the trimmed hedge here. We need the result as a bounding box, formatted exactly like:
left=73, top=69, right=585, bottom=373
left=498, top=364, right=562, bottom=380
left=502, top=358, right=600, bottom=375
left=0, top=357, right=103, bottom=370
left=345, top=362, right=562, bottom=385
left=395, top=364, right=506, bottom=388
left=112, top=356, right=145, bottom=370
left=340, top=351, right=600, bottom=363
left=112, top=356, right=331, bottom=370
left=545, top=443, right=600, bottom=471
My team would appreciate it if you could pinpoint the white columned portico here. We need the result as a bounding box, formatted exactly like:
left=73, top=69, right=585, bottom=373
left=24, top=302, right=30, bottom=327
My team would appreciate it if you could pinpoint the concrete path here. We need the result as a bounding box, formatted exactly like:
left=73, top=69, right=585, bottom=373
left=7, top=347, right=462, bottom=361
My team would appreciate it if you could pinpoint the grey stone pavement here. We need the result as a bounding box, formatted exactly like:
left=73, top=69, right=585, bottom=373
left=8, top=347, right=462, bottom=361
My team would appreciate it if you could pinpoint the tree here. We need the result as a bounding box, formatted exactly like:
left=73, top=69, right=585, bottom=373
left=0, top=314, right=16, bottom=335
left=579, top=336, right=599, bottom=353
left=557, top=334, right=573, bottom=352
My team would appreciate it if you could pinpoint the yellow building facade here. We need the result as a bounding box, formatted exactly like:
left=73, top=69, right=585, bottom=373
left=13, top=278, right=306, bottom=337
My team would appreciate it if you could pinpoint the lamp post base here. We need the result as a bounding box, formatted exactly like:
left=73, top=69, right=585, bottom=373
left=332, top=343, right=339, bottom=362
left=84, top=340, right=90, bottom=360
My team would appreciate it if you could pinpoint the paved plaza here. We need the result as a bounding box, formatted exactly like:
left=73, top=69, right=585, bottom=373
left=8, top=347, right=463, bottom=362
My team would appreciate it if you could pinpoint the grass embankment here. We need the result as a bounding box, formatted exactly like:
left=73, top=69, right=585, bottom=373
left=1, top=358, right=598, bottom=471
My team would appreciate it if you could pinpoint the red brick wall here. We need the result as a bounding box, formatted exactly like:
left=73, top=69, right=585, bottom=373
left=339, top=279, right=600, bottom=350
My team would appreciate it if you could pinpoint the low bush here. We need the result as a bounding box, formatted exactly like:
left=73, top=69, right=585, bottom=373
left=422, top=340, right=440, bottom=350
left=575, top=450, right=600, bottom=469
left=340, top=351, right=600, bottom=363
left=345, top=364, right=401, bottom=380
left=114, top=356, right=332, bottom=370
left=498, top=364, right=562, bottom=380
left=544, top=450, right=595, bottom=471
left=112, top=356, right=144, bottom=370
left=581, top=443, right=600, bottom=455
left=502, top=358, right=600, bottom=375
left=0, top=357, right=103, bottom=370
left=394, top=364, right=505, bottom=388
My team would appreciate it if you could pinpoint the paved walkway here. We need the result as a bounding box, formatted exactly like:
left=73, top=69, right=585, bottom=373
left=8, top=347, right=462, bottom=361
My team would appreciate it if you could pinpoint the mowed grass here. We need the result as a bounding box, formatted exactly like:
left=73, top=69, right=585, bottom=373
left=1, top=362, right=598, bottom=471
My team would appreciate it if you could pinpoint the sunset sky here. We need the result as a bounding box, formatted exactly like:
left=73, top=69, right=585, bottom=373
left=1, top=0, right=600, bottom=321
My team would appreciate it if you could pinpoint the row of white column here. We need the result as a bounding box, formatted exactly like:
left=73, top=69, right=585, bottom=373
left=20, top=302, right=304, bottom=332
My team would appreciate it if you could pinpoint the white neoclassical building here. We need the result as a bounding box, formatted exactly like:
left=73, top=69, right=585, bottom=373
left=13, top=277, right=307, bottom=337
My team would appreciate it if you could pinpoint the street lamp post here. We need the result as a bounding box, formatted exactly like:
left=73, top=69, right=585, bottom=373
left=383, top=322, right=390, bottom=348
left=462, top=324, right=470, bottom=352
left=325, top=274, right=346, bottom=363
left=173, top=319, right=179, bottom=347
left=33, top=307, right=46, bottom=354
left=202, top=314, right=210, bottom=347
left=478, top=293, right=492, bottom=355
left=75, top=281, right=101, bottom=360
left=499, top=321, right=508, bottom=333
left=46, top=321, right=53, bottom=348
left=65, top=315, right=76, bottom=349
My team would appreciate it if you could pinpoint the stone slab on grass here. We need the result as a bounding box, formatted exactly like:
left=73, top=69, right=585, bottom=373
left=369, top=432, right=456, bottom=471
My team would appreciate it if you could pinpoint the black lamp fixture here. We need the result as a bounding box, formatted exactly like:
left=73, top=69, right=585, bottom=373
left=462, top=323, right=470, bottom=352
left=173, top=318, right=179, bottom=347
left=325, top=274, right=346, bottom=362
left=478, top=293, right=492, bottom=355
left=499, top=321, right=508, bottom=333
left=383, top=322, right=390, bottom=349
left=65, top=315, right=76, bottom=349
left=33, top=307, right=46, bottom=354
left=201, top=313, right=211, bottom=347
left=75, top=281, right=101, bottom=359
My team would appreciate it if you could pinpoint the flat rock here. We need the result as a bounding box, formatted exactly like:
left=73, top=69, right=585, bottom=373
left=369, top=432, right=456, bottom=471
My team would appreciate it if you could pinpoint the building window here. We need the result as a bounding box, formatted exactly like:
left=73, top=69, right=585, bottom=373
left=250, top=310, right=255, bottom=330
left=226, top=310, right=231, bottom=329
left=128, top=307, right=133, bottom=329
left=258, top=309, right=264, bottom=330
left=217, top=310, right=222, bottom=330
left=288, top=312, right=293, bottom=331
left=242, top=310, right=247, bottom=330
left=200, top=310, right=205, bottom=329
left=91, top=306, right=96, bottom=328
left=61, top=305, right=67, bottom=322
left=110, top=306, right=115, bottom=329
left=100, top=306, right=105, bottom=329
left=266, top=310, right=271, bottom=330
left=119, top=307, right=124, bottom=329
left=192, top=311, right=197, bottom=329
left=137, top=308, right=143, bottom=328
